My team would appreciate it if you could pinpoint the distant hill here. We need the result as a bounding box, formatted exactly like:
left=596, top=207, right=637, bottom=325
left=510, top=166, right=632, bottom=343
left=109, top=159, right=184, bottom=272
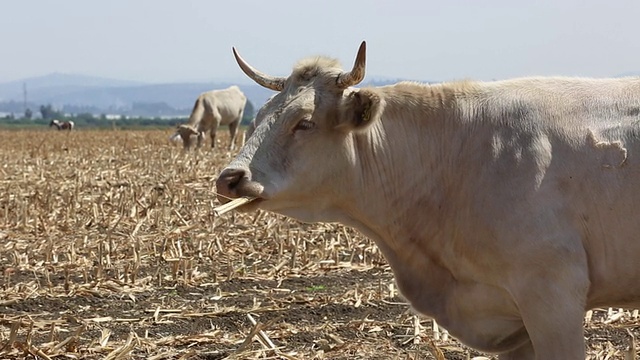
left=0, top=73, right=144, bottom=99
left=23, top=82, right=276, bottom=111
left=0, top=72, right=145, bottom=90
left=0, top=73, right=276, bottom=117
left=0, top=73, right=423, bottom=118
left=616, top=71, right=640, bottom=78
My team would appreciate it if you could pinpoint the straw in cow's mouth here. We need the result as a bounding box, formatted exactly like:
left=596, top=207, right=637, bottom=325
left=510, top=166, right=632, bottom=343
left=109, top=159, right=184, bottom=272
left=213, top=195, right=256, bottom=216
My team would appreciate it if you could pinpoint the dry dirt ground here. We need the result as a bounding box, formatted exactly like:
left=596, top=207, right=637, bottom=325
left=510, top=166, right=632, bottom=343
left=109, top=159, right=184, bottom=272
left=0, top=129, right=639, bottom=360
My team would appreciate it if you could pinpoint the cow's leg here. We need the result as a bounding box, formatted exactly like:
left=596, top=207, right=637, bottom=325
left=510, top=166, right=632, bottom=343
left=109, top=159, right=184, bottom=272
left=516, top=293, right=586, bottom=359
left=228, top=121, right=239, bottom=151
left=498, top=341, right=534, bottom=360
left=206, top=119, right=220, bottom=149
left=196, top=132, right=205, bottom=148
left=210, top=128, right=217, bottom=149
left=509, top=240, right=588, bottom=360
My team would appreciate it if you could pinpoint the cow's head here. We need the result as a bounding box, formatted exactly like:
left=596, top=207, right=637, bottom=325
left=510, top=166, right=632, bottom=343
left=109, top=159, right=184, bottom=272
left=176, top=125, right=203, bottom=149
left=216, top=42, right=385, bottom=221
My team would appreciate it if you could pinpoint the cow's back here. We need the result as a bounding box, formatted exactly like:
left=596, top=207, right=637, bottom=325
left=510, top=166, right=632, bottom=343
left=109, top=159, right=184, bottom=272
left=204, top=86, right=247, bottom=125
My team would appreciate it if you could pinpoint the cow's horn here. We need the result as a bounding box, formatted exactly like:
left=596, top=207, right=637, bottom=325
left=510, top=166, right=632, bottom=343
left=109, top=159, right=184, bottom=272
left=233, top=47, right=285, bottom=91
left=336, top=41, right=367, bottom=89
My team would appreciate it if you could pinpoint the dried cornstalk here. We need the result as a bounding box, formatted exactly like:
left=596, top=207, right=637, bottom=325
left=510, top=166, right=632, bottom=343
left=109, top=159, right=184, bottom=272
left=247, top=313, right=276, bottom=350
left=213, top=197, right=255, bottom=216
left=103, top=332, right=137, bottom=360
left=625, top=328, right=637, bottom=360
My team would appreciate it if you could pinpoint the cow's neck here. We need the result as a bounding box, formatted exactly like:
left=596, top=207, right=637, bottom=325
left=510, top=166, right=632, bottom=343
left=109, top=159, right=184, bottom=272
left=342, top=83, right=472, bottom=250
left=336, top=84, right=479, bottom=317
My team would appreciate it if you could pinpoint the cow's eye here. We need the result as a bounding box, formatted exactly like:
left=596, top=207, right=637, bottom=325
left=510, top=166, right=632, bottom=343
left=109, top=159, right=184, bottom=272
left=293, top=119, right=316, bottom=132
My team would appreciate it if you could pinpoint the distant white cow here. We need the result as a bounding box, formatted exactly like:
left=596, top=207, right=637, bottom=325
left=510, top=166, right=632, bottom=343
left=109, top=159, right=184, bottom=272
left=216, top=42, right=640, bottom=359
left=173, top=85, right=246, bottom=151
left=50, top=119, right=74, bottom=131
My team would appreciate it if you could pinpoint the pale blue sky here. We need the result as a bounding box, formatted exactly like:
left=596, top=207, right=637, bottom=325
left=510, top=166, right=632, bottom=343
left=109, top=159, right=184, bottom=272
left=1, top=0, right=639, bottom=84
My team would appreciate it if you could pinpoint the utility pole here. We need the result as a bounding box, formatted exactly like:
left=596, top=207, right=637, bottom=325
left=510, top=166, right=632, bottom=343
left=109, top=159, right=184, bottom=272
left=23, top=82, right=27, bottom=112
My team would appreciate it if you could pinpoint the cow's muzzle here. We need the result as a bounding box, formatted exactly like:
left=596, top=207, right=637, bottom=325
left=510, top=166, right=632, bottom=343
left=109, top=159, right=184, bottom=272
left=215, top=167, right=264, bottom=204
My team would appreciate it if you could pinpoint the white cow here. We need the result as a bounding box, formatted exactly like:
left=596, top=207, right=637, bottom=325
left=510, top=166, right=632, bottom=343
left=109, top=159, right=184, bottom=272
left=216, top=42, right=640, bottom=359
left=174, top=85, right=247, bottom=151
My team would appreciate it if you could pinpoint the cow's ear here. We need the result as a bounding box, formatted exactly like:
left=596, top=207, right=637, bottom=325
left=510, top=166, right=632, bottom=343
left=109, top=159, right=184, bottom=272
left=336, top=89, right=383, bottom=132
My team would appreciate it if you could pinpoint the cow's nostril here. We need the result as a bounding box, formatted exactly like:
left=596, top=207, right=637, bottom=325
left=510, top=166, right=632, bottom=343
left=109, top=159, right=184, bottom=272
left=228, top=171, right=243, bottom=189
left=216, top=168, right=247, bottom=201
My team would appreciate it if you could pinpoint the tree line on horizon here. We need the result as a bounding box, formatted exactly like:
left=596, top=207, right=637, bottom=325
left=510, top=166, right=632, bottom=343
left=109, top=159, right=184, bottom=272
left=0, top=101, right=255, bottom=129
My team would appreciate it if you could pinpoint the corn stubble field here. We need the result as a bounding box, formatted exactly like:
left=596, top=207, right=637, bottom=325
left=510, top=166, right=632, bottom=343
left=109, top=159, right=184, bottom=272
left=0, top=129, right=639, bottom=360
